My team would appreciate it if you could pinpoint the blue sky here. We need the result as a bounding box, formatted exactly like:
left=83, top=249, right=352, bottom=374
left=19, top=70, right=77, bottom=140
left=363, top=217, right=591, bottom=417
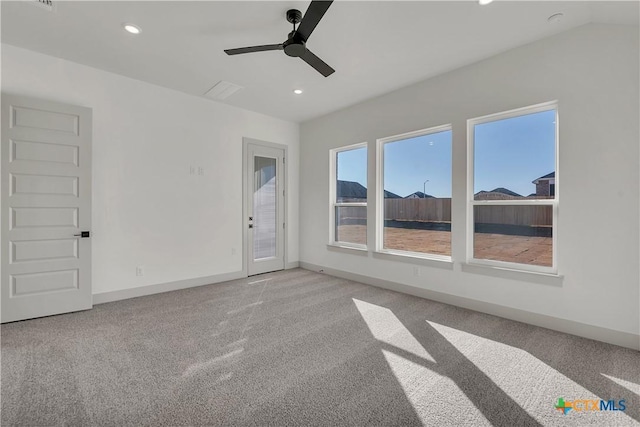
left=384, top=130, right=452, bottom=197
left=474, top=109, right=556, bottom=196
left=336, top=109, right=556, bottom=198
left=336, top=146, right=367, bottom=187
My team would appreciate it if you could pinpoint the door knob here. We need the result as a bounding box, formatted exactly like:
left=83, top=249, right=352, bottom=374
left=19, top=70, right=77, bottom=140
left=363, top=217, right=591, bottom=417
left=74, top=231, right=91, bottom=238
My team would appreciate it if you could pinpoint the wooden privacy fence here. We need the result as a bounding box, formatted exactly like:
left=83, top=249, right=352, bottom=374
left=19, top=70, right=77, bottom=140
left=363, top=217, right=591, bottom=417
left=337, top=198, right=552, bottom=226
left=385, top=198, right=451, bottom=222
left=473, top=204, right=552, bottom=227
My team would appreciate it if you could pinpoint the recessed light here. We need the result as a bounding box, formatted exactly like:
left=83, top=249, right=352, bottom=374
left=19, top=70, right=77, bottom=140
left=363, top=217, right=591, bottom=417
left=479, top=0, right=494, bottom=5
left=293, top=89, right=303, bottom=95
left=123, top=24, right=141, bottom=34
left=548, top=13, right=564, bottom=24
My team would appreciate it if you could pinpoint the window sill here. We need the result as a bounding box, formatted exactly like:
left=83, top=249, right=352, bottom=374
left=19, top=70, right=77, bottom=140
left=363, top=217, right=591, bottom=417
left=327, top=243, right=369, bottom=255
left=373, top=250, right=454, bottom=270
left=460, top=262, right=564, bottom=286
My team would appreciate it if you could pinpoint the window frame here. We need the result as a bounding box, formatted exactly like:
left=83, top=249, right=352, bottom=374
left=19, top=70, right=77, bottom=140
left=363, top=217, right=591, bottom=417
left=375, top=124, right=453, bottom=261
left=466, top=101, right=559, bottom=274
left=329, top=142, right=368, bottom=249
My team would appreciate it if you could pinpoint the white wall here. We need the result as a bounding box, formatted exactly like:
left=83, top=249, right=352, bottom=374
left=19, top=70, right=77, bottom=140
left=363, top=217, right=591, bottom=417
left=1, top=44, right=299, bottom=296
left=300, top=24, right=640, bottom=337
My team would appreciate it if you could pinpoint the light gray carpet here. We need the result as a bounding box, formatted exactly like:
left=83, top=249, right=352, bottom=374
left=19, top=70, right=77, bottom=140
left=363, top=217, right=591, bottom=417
left=1, top=268, right=639, bottom=426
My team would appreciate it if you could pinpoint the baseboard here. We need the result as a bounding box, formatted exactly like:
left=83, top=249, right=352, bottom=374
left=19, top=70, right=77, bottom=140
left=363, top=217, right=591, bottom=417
left=93, top=270, right=246, bottom=305
left=94, top=263, right=299, bottom=305
left=299, top=262, right=640, bottom=351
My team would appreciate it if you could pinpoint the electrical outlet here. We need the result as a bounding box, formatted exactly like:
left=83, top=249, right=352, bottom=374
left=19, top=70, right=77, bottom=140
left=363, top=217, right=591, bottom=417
left=198, top=167, right=204, bottom=176
left=136, top=265, right=145, bottom=277
left=189, top=166, right=195, bottom=175
left=413, top=266, right=421, bottom=277
left=231, top=248, right=236, bottom=255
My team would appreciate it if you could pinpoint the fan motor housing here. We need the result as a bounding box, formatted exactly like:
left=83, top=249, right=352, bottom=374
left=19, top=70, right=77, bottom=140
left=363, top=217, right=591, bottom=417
left=283, top=39, right=306, bottom=57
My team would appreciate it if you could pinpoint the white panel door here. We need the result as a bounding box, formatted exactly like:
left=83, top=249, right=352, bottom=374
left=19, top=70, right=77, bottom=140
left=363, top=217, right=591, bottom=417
left=246, top=143, right=284, bottom=276
left=1, top=94, right=92, bottom=322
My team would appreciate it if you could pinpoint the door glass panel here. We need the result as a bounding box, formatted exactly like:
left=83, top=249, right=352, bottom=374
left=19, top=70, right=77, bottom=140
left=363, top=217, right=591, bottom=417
left=253, top=156, right=277, bottom=260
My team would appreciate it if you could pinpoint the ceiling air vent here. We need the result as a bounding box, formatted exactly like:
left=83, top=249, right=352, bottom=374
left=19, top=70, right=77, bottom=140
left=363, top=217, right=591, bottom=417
left=29, top=0, right=55, bottom=11
left=204, top=81, right=244, bottom=101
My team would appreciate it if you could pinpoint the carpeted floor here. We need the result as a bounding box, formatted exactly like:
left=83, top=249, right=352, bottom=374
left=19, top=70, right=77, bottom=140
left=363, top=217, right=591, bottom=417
left=1, top=268, right=639, bottom=426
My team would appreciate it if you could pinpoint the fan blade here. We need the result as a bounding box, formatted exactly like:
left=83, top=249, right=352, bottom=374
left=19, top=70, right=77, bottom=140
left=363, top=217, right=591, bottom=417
left=296, top=1, right=333, bottom=42
left=224, top=44, right=283, bottom=55
left=300, top=49, right=335, bottom=77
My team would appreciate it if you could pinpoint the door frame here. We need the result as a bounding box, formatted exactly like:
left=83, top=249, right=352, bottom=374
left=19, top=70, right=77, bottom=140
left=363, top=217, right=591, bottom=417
left=242, top=137, right=288, bottom=276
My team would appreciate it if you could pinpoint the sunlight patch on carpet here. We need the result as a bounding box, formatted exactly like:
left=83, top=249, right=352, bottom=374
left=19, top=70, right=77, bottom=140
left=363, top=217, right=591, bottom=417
left=353, top=298, right=435, bottom=362
left=382, top=349, right=490, bottom=425
left=602, top=374, right=640, bottom=396
left=428, top=321, right=636, bottom=425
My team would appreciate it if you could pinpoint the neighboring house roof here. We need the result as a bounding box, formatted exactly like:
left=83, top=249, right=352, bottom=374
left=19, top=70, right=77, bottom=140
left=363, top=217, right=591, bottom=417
left=492, top=187, right=522, bottom=197
left=474, top=187, right=523, bottom=200
left=337, top=180, right=367, bottom=199
left=475, top=187, right=522, bottom=197
left=405, top=191, right=434, bottom=199
left=337, top=180, right=401, bottom=199
left=532, top=171, right=555, bottom=184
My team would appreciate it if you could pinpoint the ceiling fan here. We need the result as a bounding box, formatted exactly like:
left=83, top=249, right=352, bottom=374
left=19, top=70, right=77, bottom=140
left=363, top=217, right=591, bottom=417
left=224, top=1, right=335, bottom=77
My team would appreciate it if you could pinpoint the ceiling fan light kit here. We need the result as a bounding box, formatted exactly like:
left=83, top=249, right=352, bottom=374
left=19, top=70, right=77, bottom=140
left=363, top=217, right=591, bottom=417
left=224, top=1, right=335, bottom=77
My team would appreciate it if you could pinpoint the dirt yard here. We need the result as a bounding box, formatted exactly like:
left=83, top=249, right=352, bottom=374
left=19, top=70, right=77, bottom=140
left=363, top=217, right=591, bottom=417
left=336, top=225, right=552, bottom=267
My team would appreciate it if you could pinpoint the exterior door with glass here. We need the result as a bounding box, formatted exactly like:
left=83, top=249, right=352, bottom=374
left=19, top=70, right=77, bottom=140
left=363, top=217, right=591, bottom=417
left=246, top=143, right=284, bottom=276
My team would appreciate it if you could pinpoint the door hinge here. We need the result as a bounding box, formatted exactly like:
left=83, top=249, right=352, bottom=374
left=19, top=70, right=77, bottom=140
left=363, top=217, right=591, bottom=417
left=283, top=222, right=285, bottom=229
left=283, top=157, right=285, bottom=164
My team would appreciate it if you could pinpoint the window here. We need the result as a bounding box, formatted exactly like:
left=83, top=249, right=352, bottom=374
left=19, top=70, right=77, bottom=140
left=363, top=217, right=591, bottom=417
left=330, top=143, right=367, bottom=247
left=468, top=102, right=558, bottom=273
left=378, top=125, right=452, bottom=258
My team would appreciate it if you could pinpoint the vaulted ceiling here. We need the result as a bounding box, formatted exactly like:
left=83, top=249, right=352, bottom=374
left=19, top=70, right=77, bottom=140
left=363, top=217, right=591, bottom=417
left=2, top=1, right=638, bottom=122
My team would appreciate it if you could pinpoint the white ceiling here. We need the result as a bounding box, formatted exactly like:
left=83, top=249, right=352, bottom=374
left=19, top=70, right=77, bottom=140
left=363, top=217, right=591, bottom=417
left=1, top=1, right=638, bottom=123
